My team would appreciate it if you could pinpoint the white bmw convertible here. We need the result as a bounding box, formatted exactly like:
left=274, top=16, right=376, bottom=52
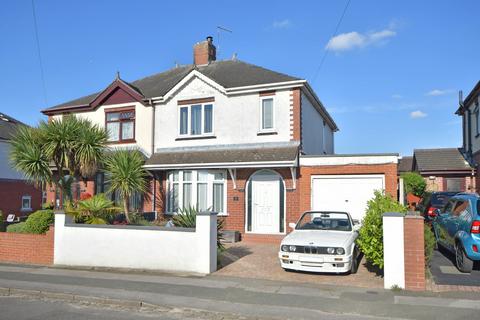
left=278, top=211, right=360, bottom=274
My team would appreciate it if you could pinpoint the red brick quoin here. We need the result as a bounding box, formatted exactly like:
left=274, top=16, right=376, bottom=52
left=404, top=216, right=426, bottom=291
left=0, top=227, right=54, bottom=265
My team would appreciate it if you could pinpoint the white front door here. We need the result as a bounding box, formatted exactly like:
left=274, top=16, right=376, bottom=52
left=251, top=176, right=280, bottom=234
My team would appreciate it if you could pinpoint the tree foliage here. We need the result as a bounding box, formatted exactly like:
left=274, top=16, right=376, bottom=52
left=357, top=191, right=407, bottom=269
left=401, top=172, right=426, bottom=197
left=103, top=149, right=148, bottom=223
left=66, top=194, right=121, bottom=224
left=10, top=116, right=107, bottom=204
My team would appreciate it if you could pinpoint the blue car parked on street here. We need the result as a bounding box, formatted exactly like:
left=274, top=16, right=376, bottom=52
left=432, top=193, right=480, bottom=273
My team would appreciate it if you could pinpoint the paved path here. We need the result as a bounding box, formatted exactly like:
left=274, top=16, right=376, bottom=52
left=0, top=263, right=479, bottom=319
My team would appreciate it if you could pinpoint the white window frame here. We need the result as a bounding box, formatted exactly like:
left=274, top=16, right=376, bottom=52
left=21, top=195, right=32, bottom=211
left=259, top=96, right=276, bottom=133
left=178, top=103, right=215, bottom=137
left=322, top=120, right=327, bottom=154
left=166, top=170, right=227, bottom=216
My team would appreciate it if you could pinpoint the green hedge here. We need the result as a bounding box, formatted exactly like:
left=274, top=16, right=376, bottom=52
left=22, top=210, right=54, bottom=234
left=6, top=222, right=26, bottom=233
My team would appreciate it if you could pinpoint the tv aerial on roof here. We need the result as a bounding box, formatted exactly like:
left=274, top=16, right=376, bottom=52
left=216, top=26, right=233, bottom=59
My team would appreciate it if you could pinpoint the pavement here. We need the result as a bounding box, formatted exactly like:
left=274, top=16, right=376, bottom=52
left=0, top=263, right=480, bottom=319
left=430, top=246, right=480, bottom=287
left=218, top=242, right=383, bottom=288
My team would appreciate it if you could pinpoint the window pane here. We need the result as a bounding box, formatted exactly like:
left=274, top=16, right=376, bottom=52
left=120, top=111, right=134, bottom=119
left=22, top=198, right=30, bottom=209
left=180, top=107, right=188, bottom=135
left=121, top=121, right=134, bottom=140
left=198, top=171, right=208, bottom=181
left=106, top=112, right=120, bottom=121
left=183, top=171, right=192, bottom=181
left=191, top=105, right=202, bottom=135
left=213, top=183, right=224, bottom=213
left=171, top=183, right=179, bottom=212
left=262, top=99, right=273, bottom=129
left=213, top=172, right=224, bottom=181
left=204, top=104, right=213, bottom=133
left=183, top=183, right=192, bottom=208
left=197, top=183, right=208, bottom=211
left=106, top=122, right=120, bottom=141
left=172, top=171, right=179, bottom=182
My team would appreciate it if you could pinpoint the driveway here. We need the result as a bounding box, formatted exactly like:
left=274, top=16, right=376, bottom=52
left=216, top=242, right=383, bottom=288
left=429, top=247, right=480, bottom=287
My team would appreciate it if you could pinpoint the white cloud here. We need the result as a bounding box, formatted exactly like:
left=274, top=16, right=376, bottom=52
left=392, top=94, right=403, bottom=99
left=325, top=27, right=396, bottom=52
left=410, top=110, right=427, bottom=119
left=426, top=89, right=452, bottom=96
left=272, top=19, right=292, bottom=29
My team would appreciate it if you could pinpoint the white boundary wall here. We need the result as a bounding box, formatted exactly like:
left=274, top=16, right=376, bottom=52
left=54, top=212, right=217, bottom=274
left=383, top=212, right=405, bottom=289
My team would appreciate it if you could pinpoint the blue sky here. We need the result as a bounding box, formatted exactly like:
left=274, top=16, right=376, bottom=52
left=1, top=0, right=479, bottom=156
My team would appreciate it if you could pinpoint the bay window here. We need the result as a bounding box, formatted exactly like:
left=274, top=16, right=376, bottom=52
left=178, top=103, right=214, bottom=137
left=106, top=109, right=135, bottom=143
left=167, top=170, right=226, bottom=215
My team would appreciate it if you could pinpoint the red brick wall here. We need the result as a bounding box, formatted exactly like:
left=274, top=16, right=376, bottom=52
left=403, top=216, right=425, bottom=291
left=0, top=227, right=54, bottom=265
left=0, top=179, right=42, bottom=217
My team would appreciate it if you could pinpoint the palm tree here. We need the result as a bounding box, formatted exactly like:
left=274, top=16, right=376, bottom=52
left=103, top=149, right=148, bottom=223
left=10, top=116, right=107, bottom=206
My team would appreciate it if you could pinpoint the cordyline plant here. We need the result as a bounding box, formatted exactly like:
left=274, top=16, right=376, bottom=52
left=10, top=116, right=107, bottom=207
left=103, top=149, right=148, bottom=224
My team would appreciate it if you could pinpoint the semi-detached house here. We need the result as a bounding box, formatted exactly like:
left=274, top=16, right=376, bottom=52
left=42, top=37, right=398, bottom=241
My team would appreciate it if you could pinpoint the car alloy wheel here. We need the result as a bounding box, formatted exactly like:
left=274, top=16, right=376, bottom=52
left=455, top=242, right=473, bottom=273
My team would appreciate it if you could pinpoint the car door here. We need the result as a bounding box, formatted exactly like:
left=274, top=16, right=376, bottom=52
left=446, top=200, right=468, bottom=247
left=435, top=199, right=455, bottom=247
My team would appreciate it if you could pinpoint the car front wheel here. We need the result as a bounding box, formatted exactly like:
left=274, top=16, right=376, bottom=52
left=350, top=248, right=359, bottom=274
left=455, top=242, right=473, bottom=273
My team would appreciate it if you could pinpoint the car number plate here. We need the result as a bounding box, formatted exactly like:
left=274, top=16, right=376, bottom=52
left=299, top=256, right=324, bottom=263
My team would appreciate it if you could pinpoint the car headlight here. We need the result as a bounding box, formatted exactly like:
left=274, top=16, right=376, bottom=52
left=281, top=245, right=289, bottom=252
left=336, top=248, right=345, bottom=255
left=289, top=245, right=297, bottom=252
left=327, top=247, right=335, bottom=254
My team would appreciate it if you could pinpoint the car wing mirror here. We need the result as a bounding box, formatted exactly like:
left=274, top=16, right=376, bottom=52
left=288, top=222, right=296, bottom=230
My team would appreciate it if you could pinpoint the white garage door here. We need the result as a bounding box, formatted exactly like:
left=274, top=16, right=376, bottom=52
left=311, top=175, right=385, bottom=222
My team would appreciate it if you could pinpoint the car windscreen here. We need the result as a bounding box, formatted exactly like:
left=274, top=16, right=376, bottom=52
left=296, top=212, right=352, bottom=231
left=431, top=193, right=455, bottom=207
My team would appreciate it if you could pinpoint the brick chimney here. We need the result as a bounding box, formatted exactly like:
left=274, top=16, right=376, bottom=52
left=193, top=36, right=216, bottom=65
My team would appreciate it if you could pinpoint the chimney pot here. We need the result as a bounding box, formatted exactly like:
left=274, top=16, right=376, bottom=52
left=193, top=36, right=216, bottom=65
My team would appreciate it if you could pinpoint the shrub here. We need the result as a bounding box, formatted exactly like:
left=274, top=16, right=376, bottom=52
left=7, top=222, right=26, bottom=233
left=172, top=206, right=225, bottom=251
left=22, top=210, right=54, bottom=234
left=66, top=194, right=120, bottom=224
left=401, top=172, right=426, bottom=197
left=357, top=191, right=407, bottom=269
left=424, top=224, right=436, bottom=266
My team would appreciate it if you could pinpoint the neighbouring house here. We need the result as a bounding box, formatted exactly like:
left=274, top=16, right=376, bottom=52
left=457, top=80, right=480, bottom=192
left=399, top=149, right=475, bottom=194
left=41, top=36, right=398, bottom=240
left=0, top=113, right=42, bottom=218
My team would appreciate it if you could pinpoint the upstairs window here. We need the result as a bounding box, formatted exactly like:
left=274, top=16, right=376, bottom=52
left=179, top=104, right=214, bottom=136
left=21, top=195, right=32, bottom=211
left=106, top=109, right=135, bottom=142
left=260, top=97, right=274, bottom=132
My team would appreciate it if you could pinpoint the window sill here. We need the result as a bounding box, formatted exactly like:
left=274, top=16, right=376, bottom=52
left=106, top=140, right=137, bottom=145
left=257, top=131, right=277, bottom=136
left=20, top=208, right=32, bottom=212
left=175, top=135, right=216, bottom=141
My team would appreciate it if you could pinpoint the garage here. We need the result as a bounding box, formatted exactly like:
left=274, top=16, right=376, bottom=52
left=311, top=174, right=385, bottom=221
left=297, top=154, right=399, bottom=225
